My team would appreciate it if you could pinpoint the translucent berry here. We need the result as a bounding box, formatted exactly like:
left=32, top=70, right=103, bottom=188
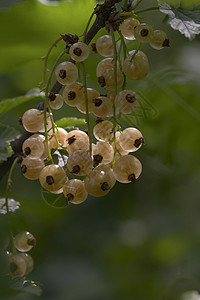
left=8, top=254, right=26, bottom=278
left=112, top=131, right=129, bottom=157
left=14, top=231, right=36, bottom=252
left=76, top=88, right=100, bottom=114
left=95, top=163, right=116, bottom=188
left=18, top=253, right=34, bottom=275
left=48, top=93, right=64, bottom=110
left=29, top=134, right=49, bottom=160
left=22, top=137, right=44, bottom=159
left=21, top=157, right=45, bottom=180
left=69, top=42, right=90, bottom=62
left=67, top=136, right=89, bottom=155
left=92, top=141, right=114, bottom=165
left=93, top=120, right=114, bottom=142
left=98, top=67, right=124, bottom=91
left=134, top=23, right=153, bottom=43
left=55, top=61, right=78, bottom=85
left=67, top=150, right=93, bottom=176
left=121, top=18, right=140, bottom=40
left=122, top=50, right=149, bottom=80
left=96, top=35, right=114, bottom=57
left=49, top=127, right=68, bottom=149
left=85, top=165, right=116, bottom=197
left=66, top=129, right=89, bottom=141
left=63, top=179, right=88, bottom=204
left=22, top=109, right=51, bottom=133
left=113, top=155, right=142, bottom=183
left=91, top=96, right=113, bottom=118
left=115, top=90, right=139, bottom=114
left=96, top=58, right=119, bottom=77
left=119, top=127, right=144, bottom=152
left=150, top=30, right=170, bottom=50
left=63, top=82, right=84, bottom=107
left=39, top=164, right=68, bottom=192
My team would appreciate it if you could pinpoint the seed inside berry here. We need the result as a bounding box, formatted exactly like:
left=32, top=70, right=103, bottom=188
left=125, top=94, right=136, bottom=103
left=10, top=262, right=18, bottom=273
left=24, top=147, right=31, bottom=156
left=72, top=165, right=81, bottom=174
left=93, top=154, right=103, bottom=164
left=134, top=137, right=144, bottom=148
left=66, top=193, right=74, bottom=202
left=140, top=29, right=149, bottom=37
left=21, top=165, right=27, bottom=174
left=93, top=98, right=103, bottom=107
left=68, top=91, right=76, bottom=100
left=101, top=182, right=110, bottom=191
left=163, top=38, right=170, bottom=47
left=98, top=76, right=106, bottom=87
left=59, top=69, right=66, bottom=79
left=73, top=47, right=82, bottom=56
left=46, top=175, right=54, bottom=185
left=128, top=173, right=136, bottom=182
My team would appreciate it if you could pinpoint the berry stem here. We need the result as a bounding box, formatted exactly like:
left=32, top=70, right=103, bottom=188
left=81, top=62, right=92, bottom=155
left=136, top=7, right=159, bottom=14
left=132, top=0, right=143, bottom=10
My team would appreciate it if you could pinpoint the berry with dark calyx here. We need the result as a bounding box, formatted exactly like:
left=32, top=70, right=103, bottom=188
left=22, top=137, right=44, bottom=159
left=66, top=129, right=89, bottom=142
left=21, top=157, right=44, bottom=180
left=115, top=90, right=139, bottom=114
left=69, top=42, right=89, bottom=62
left=150, top=30, right=170, bottom=50
left=63, top=179, right=88, bottom=204
left=39, top=164, right=68, bottom=192
left=121, top=18, right=140, bottom=40
left=48, top=93, right=64, bottom=110
left=91, top=96, right=113, bottom=117
left=96, top=58, right=119, bottom=77
left=96, top=35, right=114, bottom=57
left=134, top=23, right=153, bottom=43
left=122, top=50, right=149, bottom=80
left=100, top=67, right=124, bottom=91
left=67, top=136, right=89, bottom=155
left=8, top=254, right=26, bottom=278
left=93, top=120, right=114, bottom=142
left=18, top=253, right=34, bottom=275
left=22, top=109, right=51, bottom=133
left=92, top=141, right=114, bottom=165
left=67, top=150, right=93, bottom=176
left=76, top=88, right=100, bottom=114
left=55, top=61, right=78, bottom=85
left=113, top=155, right=142, bottom=183
left=119, top=127, right=144, bottom=152
left=63, top=82, right=84, bottom=107
left=14, top=231, right=36, bottom=252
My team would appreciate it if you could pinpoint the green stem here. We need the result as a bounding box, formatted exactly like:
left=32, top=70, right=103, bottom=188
left=82, top=11, right=95, bottom=43
left=136, top=7, right=159, bottom=14
left=132, top=0, right=143, bottom=10
left=81, top=62, right=92, bottom=155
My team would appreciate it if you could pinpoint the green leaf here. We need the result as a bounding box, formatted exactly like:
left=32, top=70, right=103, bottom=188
left=55, top=117, right=86, bottom=128
left=158, top=1, right=200, bottom=39
left=0, top=88, right=44, bottom=116
left=0, top=124, right=20, bottom=162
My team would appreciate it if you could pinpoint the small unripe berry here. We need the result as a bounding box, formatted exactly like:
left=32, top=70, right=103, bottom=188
left=14, top=231, right=36, bottom=252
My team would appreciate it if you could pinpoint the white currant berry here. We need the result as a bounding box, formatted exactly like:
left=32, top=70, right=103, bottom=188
left=22, top=137, right=44, bottom=159
left=67, top=150, right=93, bottom=176
left=112, top=131, right=129, bottom=157
left=48, top=93, right=64, bottom=110
left=8, top=254, right=26, bottom=278
left=55, top=61, right=78, bottom=85
left=66, top=129, right=89, bottom=141
left=96, top=35, right=114, bottom=57
left=21, top=157, right=45, bottom=180
left=119, top=127, right=144, bottom=152
left=95, top=163, right=116, bottom=188
left=134, top=23, right=153, bottom=43
left=113, top=155, right=142, bottom=183
left=49, top=127, right=68, bottom=149
left=121, top=18, right=140, bottom=40
left=150, top=30, right=170, bottom=50
left=63, top=82, right=84, bottom=107
left=96, top=58, right=119, bottom=77
left=122, top=50, right=149, bottom=80
left=93, top=120, right=114, bottom=142
left=30, top=134, right=51, bottom=161
left=115, top=90, right=139, bottom=114
left=69, top=42, right=89, bottom=62
left=85, top=166, right=115, bottom=197
left=18, top=253, right=34, bottom=275
left=76, top=88, right=100, bottom=114
left=63, top=179, right=88, bottom=204
left=92, top=141, right=114, bottom=165
left=91, top=96, right=113, bottom=117
left=14, top=231, right=36, bottom=252
left=67, top=136, right=89, bottom=155
left=98, top=67, right=124, bottom=91
left=22, top=109, right=51, bottom=133
left=39, top=164, right=68, bottom=192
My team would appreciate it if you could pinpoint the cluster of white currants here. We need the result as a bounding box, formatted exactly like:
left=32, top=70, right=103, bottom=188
left=20, top=16, right=169, bottom=203
left=7, top=231, right=36, bottom=278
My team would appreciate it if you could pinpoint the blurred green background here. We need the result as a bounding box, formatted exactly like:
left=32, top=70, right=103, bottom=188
left=0, top=0, right=200, bottom=299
